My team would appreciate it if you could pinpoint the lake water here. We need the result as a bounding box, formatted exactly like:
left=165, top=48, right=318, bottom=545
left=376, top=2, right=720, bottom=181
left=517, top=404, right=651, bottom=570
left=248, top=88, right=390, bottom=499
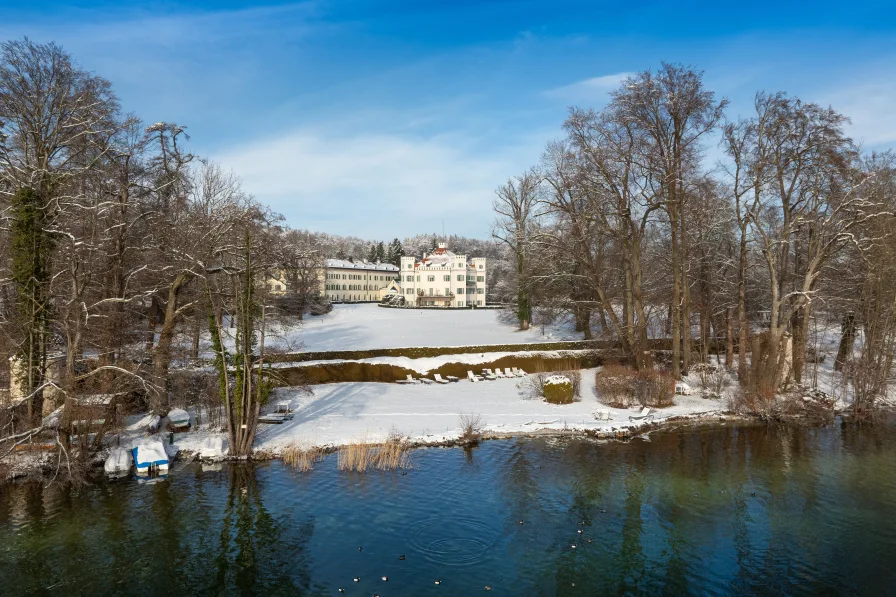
left=1, top=420, right=895, bottom=596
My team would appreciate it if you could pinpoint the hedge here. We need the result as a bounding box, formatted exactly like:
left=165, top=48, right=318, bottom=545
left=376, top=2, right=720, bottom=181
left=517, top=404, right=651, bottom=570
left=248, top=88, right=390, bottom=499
left=265, top=340, right=608, bottom=363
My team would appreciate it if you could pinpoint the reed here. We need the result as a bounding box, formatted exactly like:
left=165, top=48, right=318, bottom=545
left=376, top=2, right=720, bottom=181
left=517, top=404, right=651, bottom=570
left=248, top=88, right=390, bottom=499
left=338, top=432, right=411, bottom=472
left=282, top=443, right=325, bottom=472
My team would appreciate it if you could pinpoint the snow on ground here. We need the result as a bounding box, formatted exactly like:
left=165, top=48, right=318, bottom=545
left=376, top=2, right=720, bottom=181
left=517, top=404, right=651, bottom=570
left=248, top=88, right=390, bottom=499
left=264, top=304, right=582, bottom=352
left=252, top=368, right=722, bottom=451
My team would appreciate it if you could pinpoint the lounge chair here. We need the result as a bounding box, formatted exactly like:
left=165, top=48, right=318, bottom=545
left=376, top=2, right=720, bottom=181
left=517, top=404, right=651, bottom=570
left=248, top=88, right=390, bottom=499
left=398, top=374, right=421, bottom=384
left=467, top=371, right=482, bottom=382
left=629, top=407, right=654, bottom=423
left=494, top=368, right=506, bottom=378
left=515, top=367, right=528, bottom=376
left=503, top=368, right=515, bottom=378
left=446, top=375, right=459, bottom=382
left=481, top=369, right=497, bottom=380
left=420, top=377, right=434, bottom=385
left=594, top=409, right=611, bottom=421
left=434, top=374, right=450, bottom=384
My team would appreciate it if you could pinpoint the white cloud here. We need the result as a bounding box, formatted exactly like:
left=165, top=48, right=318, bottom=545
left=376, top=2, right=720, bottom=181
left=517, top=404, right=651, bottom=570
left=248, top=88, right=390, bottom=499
left=822, top=80, right=896, bottom=149
left=213, top=127, right=542, bottom=238
left=544, top=72, right=633, bottom=103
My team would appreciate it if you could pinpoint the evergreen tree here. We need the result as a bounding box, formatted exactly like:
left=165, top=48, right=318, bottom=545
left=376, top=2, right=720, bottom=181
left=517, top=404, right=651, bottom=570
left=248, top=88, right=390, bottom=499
left=366, top=243, right=377, bottom=262
left=387, top=238, right=404, bottom=266
left=375, top=241, right=386, bottom=263
left=10, top=187, right=54, bottom=422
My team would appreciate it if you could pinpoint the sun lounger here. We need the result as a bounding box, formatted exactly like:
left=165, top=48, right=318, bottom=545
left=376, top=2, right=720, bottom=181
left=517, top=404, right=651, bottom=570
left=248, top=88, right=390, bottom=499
left=420, top=377, right=434, bottom=385
left=405, top=374, right=421, bottom=384
left=503, top=368, right=515, bottom=378
left=434, top=374, right=450, bottom=384
left=494, top=368, right=506, bottom=378
left=481, top=369, right=497, bottom=380
left=467, top=371, right=482, bottom=382
left=594, top=409, right=611, bottom=421
left=516, top=368, right=528, bottom=376
left=629, top=407, right=653, bottom=423
left=446, top=375, right=459, bottom=382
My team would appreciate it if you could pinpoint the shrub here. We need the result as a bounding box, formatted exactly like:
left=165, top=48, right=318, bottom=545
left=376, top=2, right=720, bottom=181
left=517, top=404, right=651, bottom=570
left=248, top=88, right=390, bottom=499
left=459, top=412, right=483, bottom=444
left=520, top=360, right=582, bottom=404
left=691, top=363, right=732, bottom=398
left=543, top=375, right=575, bottom=404
left=594, top=365, right=675, bottom=408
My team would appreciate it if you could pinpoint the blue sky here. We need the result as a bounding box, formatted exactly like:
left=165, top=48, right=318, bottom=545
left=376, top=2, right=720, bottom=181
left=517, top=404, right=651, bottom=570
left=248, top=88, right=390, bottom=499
left=3, top=1, right=895, bottom=239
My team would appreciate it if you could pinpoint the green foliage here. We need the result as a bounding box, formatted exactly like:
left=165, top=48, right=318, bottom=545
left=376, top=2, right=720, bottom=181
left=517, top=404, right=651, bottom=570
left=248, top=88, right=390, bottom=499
left=543, top=377, right=575, bottom=404
left=208, top=313, right=230, bottom=403
left=387, top=238, right=404, bottom=266
left=10, top=187, right=54, bottom=389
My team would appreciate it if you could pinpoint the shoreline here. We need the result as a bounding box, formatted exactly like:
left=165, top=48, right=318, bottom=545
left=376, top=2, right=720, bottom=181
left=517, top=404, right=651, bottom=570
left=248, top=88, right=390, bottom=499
left=0, top=411, right=762, bottom=482
left=5, top=402, right=879, bottom=483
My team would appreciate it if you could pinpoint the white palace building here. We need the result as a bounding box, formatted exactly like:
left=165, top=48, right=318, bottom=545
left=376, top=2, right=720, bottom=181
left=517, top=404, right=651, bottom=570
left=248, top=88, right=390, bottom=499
left=323, top=259, right=400, bottom=303
left=398, top=243, right=487, bottom=308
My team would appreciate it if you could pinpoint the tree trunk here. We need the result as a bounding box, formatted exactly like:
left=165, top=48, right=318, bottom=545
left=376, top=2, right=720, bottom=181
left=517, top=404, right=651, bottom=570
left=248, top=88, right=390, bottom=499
left=670, top=202, right=682, bottom=378
left=834, top=311, right=856, bottom=372
left=726, top=307, right=735, bottom=368
left=151, top=272, right=192, bottom=413
left=737, top=228, right=749, bottom=381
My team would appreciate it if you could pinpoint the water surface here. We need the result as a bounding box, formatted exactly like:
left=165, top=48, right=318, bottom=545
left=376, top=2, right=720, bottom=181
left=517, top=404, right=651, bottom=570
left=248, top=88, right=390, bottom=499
left=1, top=420, right=895, bottom=596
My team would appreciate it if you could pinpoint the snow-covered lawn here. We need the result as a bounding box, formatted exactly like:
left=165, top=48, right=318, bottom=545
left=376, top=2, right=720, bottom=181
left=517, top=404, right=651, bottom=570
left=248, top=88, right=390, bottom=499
left=265, top=303, right=581, bottom=352
left=251, top=368, right=722, bottom=450
left=114, top=369, right=722, bottom=459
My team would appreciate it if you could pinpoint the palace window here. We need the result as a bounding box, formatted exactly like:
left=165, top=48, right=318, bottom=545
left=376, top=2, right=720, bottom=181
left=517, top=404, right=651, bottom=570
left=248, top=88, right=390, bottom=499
left=457, top=288, right=464, bottom=294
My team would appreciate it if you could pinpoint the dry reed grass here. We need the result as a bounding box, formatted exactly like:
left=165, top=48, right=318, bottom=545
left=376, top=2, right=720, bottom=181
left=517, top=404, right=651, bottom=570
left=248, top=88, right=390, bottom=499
left=337, top=431, right=411, bottom=472
left=282, top=443, right=325, bottom=472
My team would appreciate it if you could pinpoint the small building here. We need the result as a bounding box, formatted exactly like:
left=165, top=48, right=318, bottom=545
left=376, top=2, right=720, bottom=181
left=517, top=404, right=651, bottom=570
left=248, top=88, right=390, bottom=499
left=399, top=243, right=487, bottom=308
left=323, top=259, right=400, bottom=303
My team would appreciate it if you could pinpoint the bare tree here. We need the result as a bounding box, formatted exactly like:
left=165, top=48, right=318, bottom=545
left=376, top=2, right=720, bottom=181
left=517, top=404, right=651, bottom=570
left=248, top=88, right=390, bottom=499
left=492, top=170, right=540, bottom=329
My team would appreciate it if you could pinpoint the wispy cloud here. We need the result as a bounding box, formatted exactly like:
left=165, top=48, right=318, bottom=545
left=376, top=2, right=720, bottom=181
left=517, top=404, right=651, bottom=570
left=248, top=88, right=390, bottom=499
left=213, top=126, right=544, bottom=238
left=544, top=72, right=632, bottom=103
left=822, top=79, right=896, bottom=149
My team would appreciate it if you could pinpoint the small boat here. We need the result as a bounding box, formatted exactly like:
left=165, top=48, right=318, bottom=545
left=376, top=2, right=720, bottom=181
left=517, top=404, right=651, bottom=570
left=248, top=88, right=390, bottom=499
left=132, top=439, right=170, bottom=477
left=104, top=447, right=133, bottom=477
left=167, top=408, right=191, bottom=431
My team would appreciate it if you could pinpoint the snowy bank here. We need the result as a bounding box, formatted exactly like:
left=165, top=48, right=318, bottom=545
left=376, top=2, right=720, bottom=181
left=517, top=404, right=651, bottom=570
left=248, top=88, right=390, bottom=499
left=252, top=368, right=722, bottom=451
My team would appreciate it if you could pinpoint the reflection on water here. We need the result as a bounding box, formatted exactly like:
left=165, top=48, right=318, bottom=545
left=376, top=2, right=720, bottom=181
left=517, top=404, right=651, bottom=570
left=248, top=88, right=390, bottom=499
left=1, top=419, right=895, bottom=596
